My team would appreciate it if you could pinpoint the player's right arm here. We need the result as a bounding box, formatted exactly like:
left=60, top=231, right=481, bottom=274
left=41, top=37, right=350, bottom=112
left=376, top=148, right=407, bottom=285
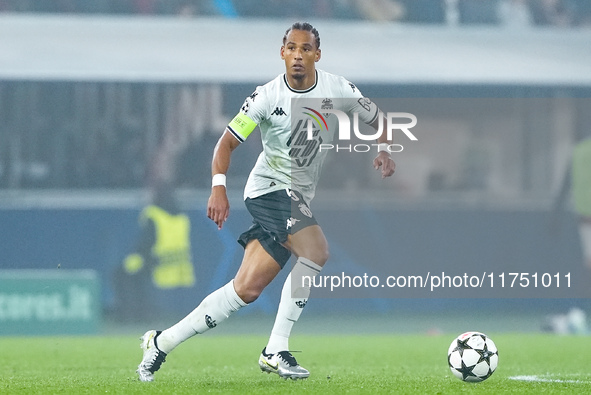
left=207, top=107, right=260, bottom=229
left=207, top=87, right=265, bottom=229
left=207, top=129, right=241, bottom=230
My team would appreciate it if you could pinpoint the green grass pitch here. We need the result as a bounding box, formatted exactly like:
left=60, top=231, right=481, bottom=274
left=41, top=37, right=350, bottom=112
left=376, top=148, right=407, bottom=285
left=1, top=333, right=589, bottom=394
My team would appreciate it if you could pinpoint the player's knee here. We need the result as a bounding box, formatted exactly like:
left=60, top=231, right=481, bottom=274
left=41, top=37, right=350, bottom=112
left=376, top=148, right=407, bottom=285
left=307, top=246, right=329, bottom=267
left=233, top=282, right=262, bottom=304
left=318, top=247, right=329, bottom=266
left=319, top=239, right=330, bottom=265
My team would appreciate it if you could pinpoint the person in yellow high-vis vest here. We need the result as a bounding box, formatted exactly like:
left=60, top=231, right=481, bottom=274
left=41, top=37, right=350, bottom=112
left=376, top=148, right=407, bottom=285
left=124, top=203, right=195, bottom=289
left=114, top=186, right=195, bottom=322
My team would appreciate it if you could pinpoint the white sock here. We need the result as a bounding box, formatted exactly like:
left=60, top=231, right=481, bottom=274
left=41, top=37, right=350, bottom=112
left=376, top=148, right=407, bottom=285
left=156, top=280, right=247, bottom=354
left=265, top=257, right=322, bottom=354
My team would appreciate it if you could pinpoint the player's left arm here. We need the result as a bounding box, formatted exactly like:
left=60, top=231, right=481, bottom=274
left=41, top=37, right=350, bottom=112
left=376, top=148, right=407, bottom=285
left=343, top=78, right=395, bottom=179
left=370, top=114, right=396, bottom=178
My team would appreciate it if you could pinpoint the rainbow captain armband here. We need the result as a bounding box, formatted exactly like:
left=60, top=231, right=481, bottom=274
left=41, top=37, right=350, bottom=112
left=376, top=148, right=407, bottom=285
left=227, top=112, right=257, bottom=143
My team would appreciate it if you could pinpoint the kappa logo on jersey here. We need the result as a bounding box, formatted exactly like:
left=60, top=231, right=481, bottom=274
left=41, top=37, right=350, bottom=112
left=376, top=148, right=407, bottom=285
left=286, top=217, right=300, bottom=230
left=271, top=107, right=287, bottom=116
left=288, top=119, right=323, bottom=167
left=295, top=300, right=307, bottom=308
left=298, top=203, right=313, bottom=218
left=349, top=82, right=357, bottom=92
left=249, top=91, right=258, bottom=101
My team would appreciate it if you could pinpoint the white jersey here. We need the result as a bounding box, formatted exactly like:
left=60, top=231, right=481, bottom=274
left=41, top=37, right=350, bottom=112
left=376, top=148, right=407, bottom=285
left=227, top=69, right=379, bottom=204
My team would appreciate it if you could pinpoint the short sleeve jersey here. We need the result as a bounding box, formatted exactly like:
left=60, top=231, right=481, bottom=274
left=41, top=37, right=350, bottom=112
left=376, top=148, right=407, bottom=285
left=227, top=69, right=379, bottom=204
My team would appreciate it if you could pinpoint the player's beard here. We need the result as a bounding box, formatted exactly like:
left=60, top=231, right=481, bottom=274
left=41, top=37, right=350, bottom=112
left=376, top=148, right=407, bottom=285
left=289, top=62, right=307, bottom=81
left=291, top=71, right=306, bottom=81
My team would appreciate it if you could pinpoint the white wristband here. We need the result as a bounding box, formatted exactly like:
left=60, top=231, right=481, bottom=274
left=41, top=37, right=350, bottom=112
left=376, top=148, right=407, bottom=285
left=212, top=174, right=226, bottom=188
left=377, top=143, right=389, bottom=153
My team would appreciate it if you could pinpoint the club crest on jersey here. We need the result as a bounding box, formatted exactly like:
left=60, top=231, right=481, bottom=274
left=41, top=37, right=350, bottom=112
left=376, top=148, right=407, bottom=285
left=321, top=98, right=333, bottom=118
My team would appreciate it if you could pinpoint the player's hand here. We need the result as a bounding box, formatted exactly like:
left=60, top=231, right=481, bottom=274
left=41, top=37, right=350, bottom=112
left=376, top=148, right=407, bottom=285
left=373, top=151, right=396, bottom=178
left=207, top=186, right=230, bottom=230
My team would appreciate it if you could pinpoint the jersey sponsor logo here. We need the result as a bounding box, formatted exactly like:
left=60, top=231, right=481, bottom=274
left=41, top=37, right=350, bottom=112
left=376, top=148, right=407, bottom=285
left=288, top=119, right=323, bottom=167
left=271, top=107, right=287, bottom=116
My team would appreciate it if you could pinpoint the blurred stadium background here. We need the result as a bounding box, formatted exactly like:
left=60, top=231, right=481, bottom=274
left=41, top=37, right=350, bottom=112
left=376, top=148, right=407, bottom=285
left=1, top=0, right=590, bottom=336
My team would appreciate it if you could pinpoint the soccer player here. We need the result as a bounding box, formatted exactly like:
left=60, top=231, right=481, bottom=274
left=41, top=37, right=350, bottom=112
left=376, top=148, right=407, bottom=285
left=137, top=21, right=396, bottom=382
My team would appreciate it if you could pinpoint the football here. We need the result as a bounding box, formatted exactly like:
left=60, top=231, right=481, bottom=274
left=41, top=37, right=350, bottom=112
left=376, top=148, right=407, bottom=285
left=447, top=331, right=498, bottom=382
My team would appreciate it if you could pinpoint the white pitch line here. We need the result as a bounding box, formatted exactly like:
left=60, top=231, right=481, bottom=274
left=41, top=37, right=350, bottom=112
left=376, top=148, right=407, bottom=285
left=509, top=375, right=589, bottom=384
